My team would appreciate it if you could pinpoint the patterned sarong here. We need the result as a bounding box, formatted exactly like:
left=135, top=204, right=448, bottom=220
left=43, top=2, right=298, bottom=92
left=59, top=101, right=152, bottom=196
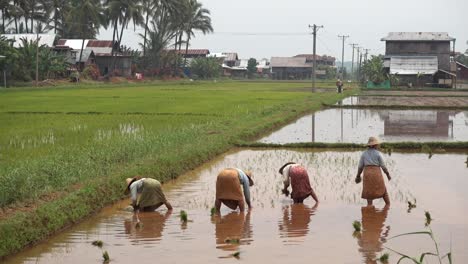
left=138, top=178, right=167, bottom=208
left=361, top=166, right=387, bottom=199
left=289, top=166, right=313, bottom=200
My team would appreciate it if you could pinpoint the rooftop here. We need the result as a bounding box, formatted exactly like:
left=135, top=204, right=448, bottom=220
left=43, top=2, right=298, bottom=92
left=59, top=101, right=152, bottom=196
left=270, top=57, right=311, bottom=68
left=381, top=32, right=455, bottom=42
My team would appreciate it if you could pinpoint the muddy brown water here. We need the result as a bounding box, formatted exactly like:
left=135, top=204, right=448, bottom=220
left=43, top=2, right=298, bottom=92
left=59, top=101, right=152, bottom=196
left=4, top=149, right=468, bottom=264
left=259, top=108, right=468, bottom=144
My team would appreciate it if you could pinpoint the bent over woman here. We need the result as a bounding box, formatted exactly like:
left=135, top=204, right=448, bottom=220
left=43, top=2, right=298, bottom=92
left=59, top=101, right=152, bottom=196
left=355, top=137, right=392, bottom=206
left=125, top=177, right=173, bottom=212
left=279, top=162, right=318, bottom=204
left=215, top=168, right=253, bottom=212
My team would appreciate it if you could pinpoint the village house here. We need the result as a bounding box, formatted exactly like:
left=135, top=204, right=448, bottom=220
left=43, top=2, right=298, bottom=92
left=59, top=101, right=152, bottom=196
left=270, top=57, right=311, bottom=80
left=270, top=56, right=327, bottom=80
left=57, top=39, right=132, bottom=76
left=381, top=32, right=456, bottom=87
left=294, top=54, right=336, bottom=66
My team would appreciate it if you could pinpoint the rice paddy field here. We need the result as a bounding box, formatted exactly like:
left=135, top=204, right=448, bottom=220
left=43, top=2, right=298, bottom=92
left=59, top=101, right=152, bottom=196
left=0, top=81, right=351, bottom=257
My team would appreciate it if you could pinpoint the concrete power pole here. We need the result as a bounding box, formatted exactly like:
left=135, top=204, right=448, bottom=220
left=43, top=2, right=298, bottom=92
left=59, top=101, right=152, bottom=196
left=349, top=43, right=358, bottom=80
left=309, top=24, right=323, bottom=89
left=363, top=48, right=371, bottom=62
left=338, top=35, right=349, bottom=80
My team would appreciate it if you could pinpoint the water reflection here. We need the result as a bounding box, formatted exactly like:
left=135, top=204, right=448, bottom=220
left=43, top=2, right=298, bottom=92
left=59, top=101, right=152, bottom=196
left=259, top=109, right=468, bottom=143
left=278, top=203, right=318, bottom=245
left=214, top=211, right=253, bottom=251
left=124, top=211, right=172, bottom=244
left=355, top=206, right=390, bottom=264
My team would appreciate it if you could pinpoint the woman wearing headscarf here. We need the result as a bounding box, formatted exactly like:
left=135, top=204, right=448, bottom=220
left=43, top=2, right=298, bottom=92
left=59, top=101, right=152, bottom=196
left=279, top=162, right=319, bottom=204
left=215, top=168, right=254, bottom=213
left=124, top=177, right=173, bottom=212
left=355, top=137, right=392, bottom=206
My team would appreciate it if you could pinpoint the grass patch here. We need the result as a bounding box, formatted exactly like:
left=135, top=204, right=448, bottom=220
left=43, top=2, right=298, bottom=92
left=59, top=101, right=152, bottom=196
left=236, top=141, right=468, bottom=152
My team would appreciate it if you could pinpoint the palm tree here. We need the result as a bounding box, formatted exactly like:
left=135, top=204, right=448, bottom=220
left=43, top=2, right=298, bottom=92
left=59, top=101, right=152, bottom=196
left=44, top=0, right=70, bottom=37
left=181, top=0, right=213, bottom=67
left=106, top=0, right=144, bottom=72
left=67, top=0, right=106, bottom=71
left=141, top=0, right=180, bottom=56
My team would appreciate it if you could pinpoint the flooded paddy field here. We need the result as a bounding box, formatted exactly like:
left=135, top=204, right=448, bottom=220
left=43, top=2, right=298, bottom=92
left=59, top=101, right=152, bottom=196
left=5, top=149, right=467, bottom=264
left=338, top=96, right=468, bottom=108
left=259, top=108, right=468, bottom=144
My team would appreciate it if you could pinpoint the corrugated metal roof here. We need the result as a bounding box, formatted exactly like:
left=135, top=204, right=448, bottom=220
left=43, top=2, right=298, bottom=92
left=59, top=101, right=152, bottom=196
left=87, top=40, right=113, bottom=48
left=89, top=47, right=113, bottom=56
left=389, top=56, right=438, bottom=75
left=222, top=52, right=238, bottom=62
left=175, top=49, right=210, bottom=55
left=270, top=57, right=311, bottom=68
left=382, top=32, right=454, bottom=42
left=294, top=54, right=336, bottom=62
left=1, top=34, right=56, bottom=48
left=76, top=49, right=94, bottom=62
left=57, top=39, right=90, bottom=50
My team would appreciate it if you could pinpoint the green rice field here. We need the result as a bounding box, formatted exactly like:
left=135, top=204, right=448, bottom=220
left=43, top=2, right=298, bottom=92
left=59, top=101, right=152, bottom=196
left=0, top=81, right=351, bottom=257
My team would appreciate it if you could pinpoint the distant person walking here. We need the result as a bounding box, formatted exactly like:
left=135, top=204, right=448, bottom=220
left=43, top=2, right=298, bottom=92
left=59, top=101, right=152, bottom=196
left=215, top=168, right=254, bottom=212
left=355, top=137, right=392, bottom=206
left=125, top=177, right=173, bottom=212
left=336, top=78, right=344, bottom=93
left=279, top=162, right=319, bottom=204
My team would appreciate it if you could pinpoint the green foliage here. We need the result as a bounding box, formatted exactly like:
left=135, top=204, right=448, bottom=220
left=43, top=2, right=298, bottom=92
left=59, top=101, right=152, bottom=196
left=92, top=240, right=103, bottom=248
left=82, top=64, right=101, bottom=80
left=455, top=54, right=468, bottom=66
left=361, top=55, right=386, bottom=84
left=352, top=220, right=361, bottom=232
left=210, top=207, right=217, bottom=216
left=102, top=250, right=110, bottom=263
left=247, top=58, right=257, bottom=78
left=378, top=253, right=389, bottom=263
left=189, top=57, right=220, bottom=79
left=180, top=210, right=188, bottom=222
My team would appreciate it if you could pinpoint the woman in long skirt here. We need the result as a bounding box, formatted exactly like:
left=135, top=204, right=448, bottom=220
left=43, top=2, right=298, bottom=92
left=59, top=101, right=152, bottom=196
left=355, top=137, right=392, bottom=206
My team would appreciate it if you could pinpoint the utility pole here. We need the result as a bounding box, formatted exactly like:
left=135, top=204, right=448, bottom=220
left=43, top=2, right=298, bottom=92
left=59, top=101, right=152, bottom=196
left=363, top=48, right=371, bottom=62
left=338, top=35, right=349, bottom=80
left=309, top=24, right=323, bottom=89
left=358, top=52, right=363, bottom=82
left=356, top=47, right=361, bottom=80
left=36, top=32, right=39, bottom=87
left=349, top=43, right=358, bottom=81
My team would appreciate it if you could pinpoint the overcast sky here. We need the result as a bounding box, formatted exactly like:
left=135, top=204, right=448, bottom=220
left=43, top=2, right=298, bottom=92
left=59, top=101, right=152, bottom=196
left=99, top=0, right=467, bottom=61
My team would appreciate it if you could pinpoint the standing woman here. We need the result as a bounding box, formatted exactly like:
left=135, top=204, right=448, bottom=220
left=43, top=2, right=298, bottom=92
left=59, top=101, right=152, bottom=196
left=355, top=137, right=392, bottom=206
left=279, top=162, right=319, bottom=204
left=215, top=168, right=253, bottom=213
left=125, top=177, right=173, bottom=212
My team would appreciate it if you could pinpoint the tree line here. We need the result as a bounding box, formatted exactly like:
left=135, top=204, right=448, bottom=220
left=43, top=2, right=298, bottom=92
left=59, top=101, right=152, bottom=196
left=0, top=0, right=213, bottom=82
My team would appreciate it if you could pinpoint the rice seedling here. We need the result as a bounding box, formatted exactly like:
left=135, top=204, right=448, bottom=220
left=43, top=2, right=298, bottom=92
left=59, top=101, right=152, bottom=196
left=232, top=251, right=241, bottom=259
left=407, top=199, right=417, bottom=213
left=352, top=220, right=362, bottom=232
left=102, top=251, right=110, bottom=263
left=210, top=207, right=217, bottom=216
left=180, top=210, right=188, bottom=223
left=465, top=157, right=468, bottom=167
left=378, top=253, right=389, bottom=263
left=224, top=238, right=240, bottom=244
left=91, top=240, right=103, bottom=248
